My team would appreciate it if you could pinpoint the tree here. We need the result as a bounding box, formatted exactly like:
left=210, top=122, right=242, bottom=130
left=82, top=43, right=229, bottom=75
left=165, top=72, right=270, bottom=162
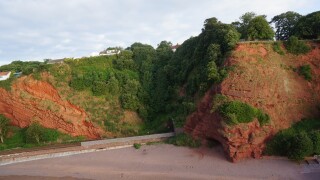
left=26, top=122, right=44, bottom=144
left=295, top=11, right=320, bottom=39
left=0, top=115, right=9, bottom=143
left=247, top=16, right=274, bottom=40
left=232, top=12, right=257, bottom=39
left=271, top=11, right=302, bottom=40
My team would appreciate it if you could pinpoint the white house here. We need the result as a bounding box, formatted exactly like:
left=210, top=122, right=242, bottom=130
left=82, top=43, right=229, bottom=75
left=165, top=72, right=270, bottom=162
left=99, top=49, right=121, bottom=56
left=0, top=71, right=11, bottom=81
left=171, top=44, right=180, bottom=52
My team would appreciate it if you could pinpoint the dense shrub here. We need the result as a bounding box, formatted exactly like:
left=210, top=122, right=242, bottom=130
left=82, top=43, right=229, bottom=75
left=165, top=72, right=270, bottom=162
left=26, top=123, right=44, bottom=144
left=287, top=132, right=313, bottom=161
left=92, top=81, right=108, bottom=96
left=133, top=143, right=142, bottom=149
left=0, top=115, right=9, bottom=143
left=219, top=101, right=257, bottom=124
left=218, top=100, right=270, bottom=126
left=69, top=78, right=86, bottom=91
left=284, top=36, right=311, bottom=54
left=26, top=122, right=59, bottom=144
left=266, top=119, right=320, bottom=160
left=309, top=131, right=320, bottom=154
left=166, top=133, right=201, bottom=148
left=299, top=65, right=312, bottom=81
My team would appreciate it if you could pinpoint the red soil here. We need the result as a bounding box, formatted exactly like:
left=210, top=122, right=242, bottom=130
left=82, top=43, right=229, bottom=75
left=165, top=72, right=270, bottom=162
left=0, top=76, right=102, bottom=139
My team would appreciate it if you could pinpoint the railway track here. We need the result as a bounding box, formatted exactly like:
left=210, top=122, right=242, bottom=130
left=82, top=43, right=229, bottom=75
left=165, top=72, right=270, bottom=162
left=0, top=142, right=81, bottom=156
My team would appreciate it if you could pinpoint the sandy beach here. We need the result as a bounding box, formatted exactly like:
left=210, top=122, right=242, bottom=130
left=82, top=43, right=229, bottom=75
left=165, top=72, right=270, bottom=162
left=0, top=144, right=319, bottom=180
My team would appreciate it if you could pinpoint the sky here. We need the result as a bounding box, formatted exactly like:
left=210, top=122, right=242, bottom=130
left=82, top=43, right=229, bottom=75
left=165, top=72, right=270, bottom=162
left=0, top=0, right=319, bottom=66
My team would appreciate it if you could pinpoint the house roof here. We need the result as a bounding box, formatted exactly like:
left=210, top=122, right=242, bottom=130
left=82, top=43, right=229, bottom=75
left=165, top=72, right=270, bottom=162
left=171, top=44, right=180, bottom=49
left=0, top=71, right=11, bottom=76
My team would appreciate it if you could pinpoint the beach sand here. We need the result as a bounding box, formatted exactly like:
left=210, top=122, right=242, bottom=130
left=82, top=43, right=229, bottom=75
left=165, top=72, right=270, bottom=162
left=0, top=144, right=318, bottom=180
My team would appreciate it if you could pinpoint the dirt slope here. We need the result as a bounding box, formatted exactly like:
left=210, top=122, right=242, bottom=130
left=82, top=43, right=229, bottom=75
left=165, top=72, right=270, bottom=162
left=185, top=42, right=320, bottom=162
left=0, top=76, right=102, bottom=139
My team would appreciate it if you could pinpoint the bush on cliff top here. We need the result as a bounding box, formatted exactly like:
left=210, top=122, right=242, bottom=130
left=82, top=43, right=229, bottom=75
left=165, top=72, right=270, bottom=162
left=284, top=36, right=311, bottom=55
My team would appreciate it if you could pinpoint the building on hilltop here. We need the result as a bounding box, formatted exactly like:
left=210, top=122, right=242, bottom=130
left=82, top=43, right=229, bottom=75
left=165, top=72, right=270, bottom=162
left=99, top=49, right=121, bottom=56
left=47, top=59, right=65, bottom=64
left=171, top=44, right=180, bottom=52
left=0, top=71, right=11, bottom=81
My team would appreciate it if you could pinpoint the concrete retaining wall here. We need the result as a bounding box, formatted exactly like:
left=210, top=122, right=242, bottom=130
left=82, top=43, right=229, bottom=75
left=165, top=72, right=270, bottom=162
left=81, top=132, right=175, bottom=148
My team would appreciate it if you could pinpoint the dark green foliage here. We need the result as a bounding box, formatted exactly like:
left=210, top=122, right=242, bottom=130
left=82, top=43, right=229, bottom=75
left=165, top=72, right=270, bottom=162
left=69, top=78, right=86, bottom=91
left=266, top=119, right=320, bottom=160
left=41, top=128, right=60, bottom=142
left=167, top=133, right=201, bottom=148
left=104, top=120, right=118, bottom=132
left=295, top=11, right=320, bottom=39
left=92, top=81, right=108, bottom=96
left=272, top=42, right=285, bottom=55
left=0, top=127, right=26, bottom=150
left=299, top=65, right=312, bottom=81
left=133, top=143, right=142, bottom=149
left=0, top=61, right=42, bottom=75
left=271, top=11, right=302, bottom=40
left=25, top=123, right=44, bottom=144
left=287, top=132, right=313, bottom=160
left=0, top=61, right=49, bottom=84
left=26, top=122, right=59, bottom=144
left=284, top=36, right=311, bottom=54
left=309, top=131, right=320, bottom=154
left=247, top=16, right=274, bottom=40
left=0, top=115, right=9, bottom=143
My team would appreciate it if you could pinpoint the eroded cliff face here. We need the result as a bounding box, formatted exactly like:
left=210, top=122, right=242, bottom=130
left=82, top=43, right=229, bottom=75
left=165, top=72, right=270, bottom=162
left=0, top=76, right=102, bottom=139
left=185, top=42, right=320, bottom=162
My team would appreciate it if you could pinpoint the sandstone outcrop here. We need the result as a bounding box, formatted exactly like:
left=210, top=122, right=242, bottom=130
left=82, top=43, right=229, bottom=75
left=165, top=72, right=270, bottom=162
left=0, top=76, right=102, bottom=139
left=185, top=43, right=320, bottom=162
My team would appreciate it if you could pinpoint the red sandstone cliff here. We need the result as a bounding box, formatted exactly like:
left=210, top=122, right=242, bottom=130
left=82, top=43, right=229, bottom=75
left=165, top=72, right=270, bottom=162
left=185, top=43, right=320, bottom=162
left=0, top=76, right=102, bottom=139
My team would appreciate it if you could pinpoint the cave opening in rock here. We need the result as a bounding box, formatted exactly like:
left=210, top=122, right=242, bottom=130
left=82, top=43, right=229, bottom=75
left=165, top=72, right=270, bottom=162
left=206, top=138, right=222, bottom=148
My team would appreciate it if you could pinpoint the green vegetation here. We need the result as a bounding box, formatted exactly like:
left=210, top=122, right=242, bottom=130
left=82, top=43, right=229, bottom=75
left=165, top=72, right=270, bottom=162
left=295, top=11, right=320, bottom=39
left=247, top=16, right=274, bottom=40
left=0, top=123, right=84, bottom=151
left=284, top=36, right=311, bottom=55
left=166, top=133, right=201, bottom=148
left=0, top=60, right=50, bottom=90
left=218, top=100, right=270, bottom=126
left=0, top=115, right=9, bottom=143
left=133, top=143, right=142, bottom=149
left=271, top=11, right=302, bottom=40
left=0, top=10, right=319, bottom=151
left=211, top=95, right=270, bottom=126
left=265, top=119, right=320, bottom=161
left=272, top=42, right=285, bottom=55
left=298, top=65, right=312, bottom=81
left=232, top=12, right=274, bottom=40
left=26, top=122, right=59, bottom=144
